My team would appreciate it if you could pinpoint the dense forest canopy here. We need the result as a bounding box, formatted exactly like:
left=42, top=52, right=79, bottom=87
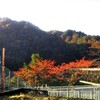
left=0, top=18, right=99, bottom=70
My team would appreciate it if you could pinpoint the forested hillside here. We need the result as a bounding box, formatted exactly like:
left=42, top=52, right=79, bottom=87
left=49, top=30, right=100, bottom=45
left=0, top=18, right=99, bottom=70
left=49, top=30, right=100, bottom=67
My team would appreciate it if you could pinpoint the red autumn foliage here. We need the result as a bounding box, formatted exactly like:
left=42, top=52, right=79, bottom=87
left=55, top=57, right=93, bottom=85
left=14, top=57, right=94, bottom=86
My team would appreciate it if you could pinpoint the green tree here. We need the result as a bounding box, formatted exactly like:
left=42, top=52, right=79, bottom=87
left=30, top=54, right=40, bottom=65
left=24, top=53, right=41, bottom=69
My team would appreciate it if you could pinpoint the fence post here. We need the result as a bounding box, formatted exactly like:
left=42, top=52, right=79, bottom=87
left=91, top=88, right=94, bottom=100
left=1, top=48, right=5, bottom=92
left=17, top=77, right=19, bottom=88
left=8, top=71, right=11, bottom=89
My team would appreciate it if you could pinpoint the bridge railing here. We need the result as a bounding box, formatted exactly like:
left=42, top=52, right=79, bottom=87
left=46, top=85, right=100, bottom=100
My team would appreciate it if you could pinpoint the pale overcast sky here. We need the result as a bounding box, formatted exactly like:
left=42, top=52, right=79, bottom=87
left=0, top=0, right=100, bottom=35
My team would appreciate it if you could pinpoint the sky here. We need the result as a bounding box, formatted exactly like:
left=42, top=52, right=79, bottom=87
left=0, top=0, right=100, bottom=36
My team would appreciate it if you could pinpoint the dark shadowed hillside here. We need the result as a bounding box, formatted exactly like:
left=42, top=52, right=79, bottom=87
left=0, top=18, right=99, bottom=70
left=49, top=30, right=100, bottom=67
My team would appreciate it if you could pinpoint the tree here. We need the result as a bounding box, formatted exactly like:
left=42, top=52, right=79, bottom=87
left=14, top=59, right=56, bottom=86
left=24, top=53, right=41, bottom=69
left=29, top=59, right=56, bottom=85
left=55, top=57, right=94, bottom=86
left=14, top=57, right=94, bottom=86
left=30, top=54, right=40, bottom=65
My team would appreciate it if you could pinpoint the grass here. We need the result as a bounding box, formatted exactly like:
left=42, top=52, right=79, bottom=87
left=0, top=92, right=94, bottom=100
left=0, top=95, right=94, bottom=100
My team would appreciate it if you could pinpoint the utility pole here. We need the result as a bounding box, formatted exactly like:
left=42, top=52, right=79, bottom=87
left=1, top=48, right=5, bottom=92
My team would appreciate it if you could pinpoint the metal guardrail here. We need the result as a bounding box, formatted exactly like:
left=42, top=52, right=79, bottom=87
left=46, top=85, right=100, bottom=100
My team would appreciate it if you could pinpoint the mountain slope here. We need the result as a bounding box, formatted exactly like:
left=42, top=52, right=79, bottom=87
left=0, top=18, right=99, bottom=70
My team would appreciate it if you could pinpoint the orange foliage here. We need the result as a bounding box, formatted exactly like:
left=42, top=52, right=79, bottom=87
left=14, top=58, right=94, bottom=86
left=95, top=41, right=100, bottom=45
left=56, top=57, right=93, bottom=85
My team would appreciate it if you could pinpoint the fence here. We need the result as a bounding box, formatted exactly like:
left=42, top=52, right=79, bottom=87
left=46, top=85, right=100, bottom=100
left=0, top=66, right=32, bottom=92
